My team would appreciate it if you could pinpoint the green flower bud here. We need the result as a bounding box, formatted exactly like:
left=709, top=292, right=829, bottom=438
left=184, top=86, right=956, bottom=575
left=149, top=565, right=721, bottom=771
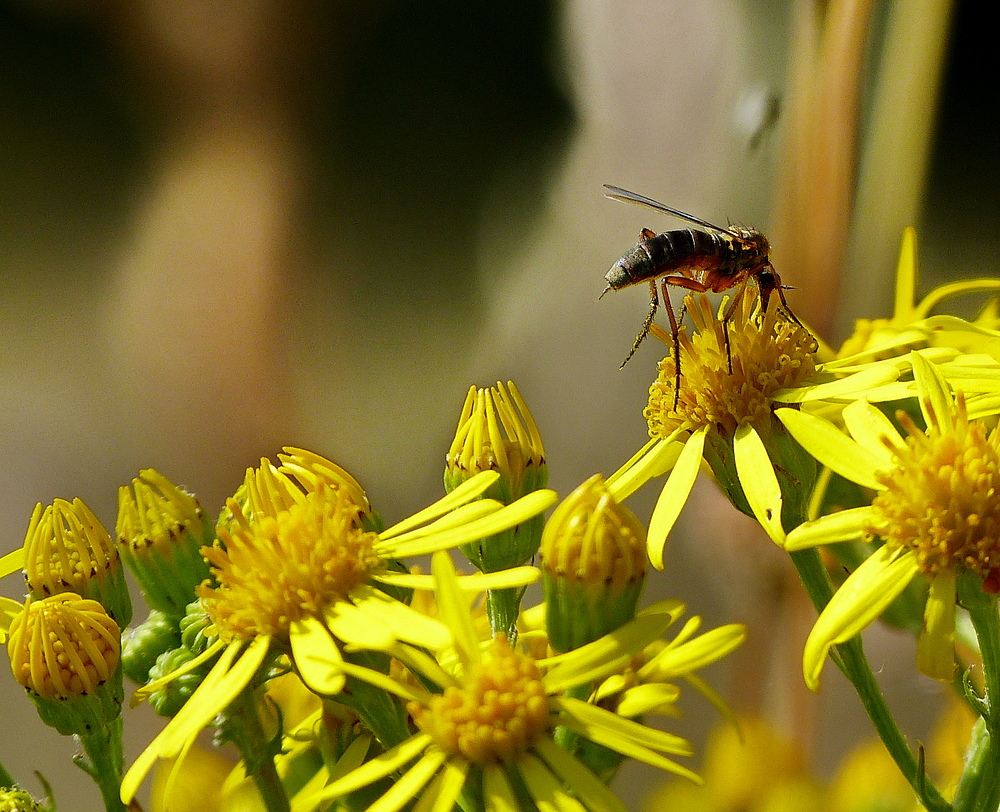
left=539, top=475, right=647, bottom=652
left=121, top=609, right=182, bottom=684
left=445, top=381, right=548, bottom=571
left=179, top=598, right=214, bottom=655
left=117, top=470, right=214, bottom=616
left=146, top=645, right=210, bottom=717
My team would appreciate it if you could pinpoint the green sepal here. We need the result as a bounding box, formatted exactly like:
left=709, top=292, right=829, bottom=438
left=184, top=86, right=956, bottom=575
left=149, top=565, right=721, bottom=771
left=27, top=664, right=124, bottom=738
left=542, top=567, right=644, bottom=653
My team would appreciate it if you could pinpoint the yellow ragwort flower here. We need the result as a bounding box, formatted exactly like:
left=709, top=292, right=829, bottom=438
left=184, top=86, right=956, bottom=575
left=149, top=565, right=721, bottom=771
left=122, top=450, right=555, bottom=806
left=608, top=291, right=823, bottom=565
left=22, top=499, right=132, bottom=626
left=779, top=353, right=1000, bottom=687
left=294, top=552, right=705, bottom=812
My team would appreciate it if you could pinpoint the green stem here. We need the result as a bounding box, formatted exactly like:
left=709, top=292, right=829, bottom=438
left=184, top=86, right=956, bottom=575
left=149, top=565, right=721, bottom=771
left=0, top=760, right=14, bottom=789
left=76, top=717, right=126, bottom=812
left=951, top=586, right=1000, bottom=812
left=222, top=689, right=290, bottom=812
left=789, top=549, right=950, bottom=812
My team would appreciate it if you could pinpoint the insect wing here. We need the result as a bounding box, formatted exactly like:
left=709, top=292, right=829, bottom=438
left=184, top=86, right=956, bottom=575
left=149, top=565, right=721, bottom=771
left=603, top=184, right=742, bottom=240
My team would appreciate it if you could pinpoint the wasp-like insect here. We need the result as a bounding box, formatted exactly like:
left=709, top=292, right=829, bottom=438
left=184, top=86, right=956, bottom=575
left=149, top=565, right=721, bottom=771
left=600, top=184, right=802, bottom=407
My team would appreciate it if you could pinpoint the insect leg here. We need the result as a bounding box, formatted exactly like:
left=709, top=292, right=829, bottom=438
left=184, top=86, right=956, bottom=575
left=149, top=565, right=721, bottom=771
left=662, top=279, right=683, bottom=411
left=661, top=277, right=709, bottom=410
left=620, top=278, right=659, bottom=368
left=720, top=283, right=748, bottom=375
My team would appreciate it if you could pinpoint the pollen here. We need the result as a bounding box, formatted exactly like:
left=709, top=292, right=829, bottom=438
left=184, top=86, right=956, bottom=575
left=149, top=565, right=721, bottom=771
left=645, top=293, right=818, bottom=437
left=198, top=487, right=382, bottom=640
left=868, top=394, right=1000, bottom=585
left=7, top=594, right=121, bottom=700
left=409, top=636, right=550, bottom=764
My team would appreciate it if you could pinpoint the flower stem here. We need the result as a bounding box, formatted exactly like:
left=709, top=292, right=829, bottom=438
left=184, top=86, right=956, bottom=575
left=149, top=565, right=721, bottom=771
left=75, top=716, right=126, bottom=812
left=221, top=688, right=290, bottom=812
left=789, top=548, right=950, bottom=812
left=951, top=584, right=1000, bottom=812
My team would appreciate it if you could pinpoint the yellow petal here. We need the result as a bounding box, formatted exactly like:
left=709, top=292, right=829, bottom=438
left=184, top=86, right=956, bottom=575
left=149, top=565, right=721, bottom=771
left=775, top=408, right=885, bottom=491
left=484, top=764, right=520, bottom=812
left=773, top=363, right=901, bottom=403
left=290, top=615, right=345, bottom=695
left=383, top=490, right=557, bottom=557
left=892, top=227, right=918, bottom=322
left=351, top=585, right=452, bottom=651
left=380, top=470, right=500, bottom=538
left=516, top=752, right=587, bottom=812
left=916, top=569, right=957, bottom=682
left=783, top=506, right=878, bottom=551
left=911, top=350, right=954, bottom=432
left=648, top=427, right=707, bottom=570
left=607, top=433, right=685, bottom=502
left=431, top=551, right=479, bottom=667
left=372, top=565, right=539, bottom=592
left=0, top=547, right=25, bottom=578
left=534, top=738, right=629, bottom=812
left=842, top=400, right=904, bottom=464
left=733, top=424, right=785, bottom=546
left=803, top=547, right=920, bottom=691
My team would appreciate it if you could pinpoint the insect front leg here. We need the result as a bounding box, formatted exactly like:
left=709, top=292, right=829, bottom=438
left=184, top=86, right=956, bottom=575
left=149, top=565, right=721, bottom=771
left=619, top=278, right=659, bottom=368
left=720, top=283, right=749, bottom=375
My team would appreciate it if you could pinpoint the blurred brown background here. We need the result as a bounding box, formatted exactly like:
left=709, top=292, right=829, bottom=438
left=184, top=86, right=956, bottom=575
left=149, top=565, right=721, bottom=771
left=1, top=0, right=996, bottom=808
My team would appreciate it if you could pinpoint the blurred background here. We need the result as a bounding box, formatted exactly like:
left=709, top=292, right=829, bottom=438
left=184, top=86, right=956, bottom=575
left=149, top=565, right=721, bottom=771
left=1, top=0, right=997, bottom=808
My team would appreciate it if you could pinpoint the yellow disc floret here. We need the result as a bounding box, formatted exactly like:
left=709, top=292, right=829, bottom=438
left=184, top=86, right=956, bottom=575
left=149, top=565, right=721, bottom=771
left=646, top=293, right=818, bottom=437
left=869, top=394, right=1000, bottom=587
left=199, top=486, right=382, bottom=640
left=410, top=636, right=550, bottom=764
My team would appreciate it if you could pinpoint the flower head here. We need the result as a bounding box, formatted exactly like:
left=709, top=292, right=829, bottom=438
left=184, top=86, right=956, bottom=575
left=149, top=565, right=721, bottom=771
left=779, top=353, right=1000, bottom=686
left=6, top=593, right=123, bottom=736
left=23, top=499, right=132, bottom=626
left=609, top=293, right=824, bottom=566
left=117, top=470, right=214, bottom=617
left=200, top=486, right=382, bottom=641
left=121, top=450, right=555, bottom=805
left=645, top=292, right=818, bottom=438
left=539, top=474, right=647, bottom=651
left=295, top=552, right=708, bottom=812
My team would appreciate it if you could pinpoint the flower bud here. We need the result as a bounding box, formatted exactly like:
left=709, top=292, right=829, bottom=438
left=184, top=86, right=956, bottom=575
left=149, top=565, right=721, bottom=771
left=539, top=475, right=647, bottom=652
left=23, top=499, right=131, bottom=627
left=117, top=470, right=214, bottom=617
left=446, top=381, right=548, bottom=571
left=6, top=594, right=123, bottom=736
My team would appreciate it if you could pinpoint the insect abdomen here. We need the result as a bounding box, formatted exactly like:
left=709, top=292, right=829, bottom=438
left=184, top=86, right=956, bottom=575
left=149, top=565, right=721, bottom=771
left=606, top=228, right=725, bottom=290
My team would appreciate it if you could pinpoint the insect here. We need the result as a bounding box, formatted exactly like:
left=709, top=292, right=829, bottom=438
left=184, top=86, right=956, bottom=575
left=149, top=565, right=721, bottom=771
left=600, top=184, right=802, bottom=407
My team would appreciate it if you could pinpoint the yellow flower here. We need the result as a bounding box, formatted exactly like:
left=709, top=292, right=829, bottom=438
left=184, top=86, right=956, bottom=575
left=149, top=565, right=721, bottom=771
left=6, top=594, right=123, bottom=737
left=608, top=291, right=828, bottom=566
left=21, top=499, right=132, bottom=626
left=121, top=452, right=555, bottom=805
left=117, top=469, right=214, bottom=616
left=837, top=227, right=1000, bottom=360
left=294, top=552, right=704, bottom=812
left=778, top=353, right=1000, bottom=688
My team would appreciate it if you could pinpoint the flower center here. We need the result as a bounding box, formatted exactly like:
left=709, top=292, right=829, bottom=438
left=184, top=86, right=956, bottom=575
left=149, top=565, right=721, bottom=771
left=199, top=488, right=382, bottom=640
left=645, top=293, right=818, bottom=437
left=410, top=636, right=550, bottom=764
left=869, top=403, right=1000, bottom=584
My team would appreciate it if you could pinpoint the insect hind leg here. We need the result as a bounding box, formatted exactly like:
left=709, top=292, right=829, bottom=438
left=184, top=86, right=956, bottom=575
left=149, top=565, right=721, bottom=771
left=620, top=278, right=659, bottom=368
